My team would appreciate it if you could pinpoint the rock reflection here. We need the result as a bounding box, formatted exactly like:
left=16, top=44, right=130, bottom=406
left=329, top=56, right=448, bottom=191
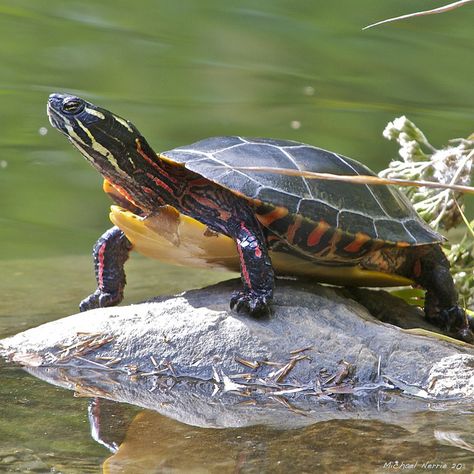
left=17, top=366, right=474, bottom=472
left=86, top=398, right=474, bottom=473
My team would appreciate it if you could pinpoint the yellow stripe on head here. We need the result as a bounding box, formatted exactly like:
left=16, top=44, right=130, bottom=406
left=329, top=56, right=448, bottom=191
left=69, top=120, right=128, bottom=176
left=65, top=122, right=87, bottom=146
left=113, top=115, right=134, bottom=133
left=84, top=107, right=105, bottom=120
left=77, top=120, right=95, bottom=143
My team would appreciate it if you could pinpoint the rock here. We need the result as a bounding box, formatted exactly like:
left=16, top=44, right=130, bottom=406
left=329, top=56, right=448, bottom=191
left=425, top=354, right=474, bottom=398
left=1, top=279, right=473, bottom=421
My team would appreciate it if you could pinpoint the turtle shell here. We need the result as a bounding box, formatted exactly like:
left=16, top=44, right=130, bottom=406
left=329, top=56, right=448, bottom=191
left=161, top=136, right=442, bottom=245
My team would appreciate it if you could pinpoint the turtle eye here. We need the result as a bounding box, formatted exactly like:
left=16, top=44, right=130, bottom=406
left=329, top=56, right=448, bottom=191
left=62, top=98, right=85, bottom=114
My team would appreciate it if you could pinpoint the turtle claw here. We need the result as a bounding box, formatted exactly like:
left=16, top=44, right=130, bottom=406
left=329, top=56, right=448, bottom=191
left=457, top=327, right=474, bottom=344
left=230, top=290, right=272, bottom=317
left=458, top=311, right=474, bottom=344
left=437, top=306, right=474, bottom=344
left=79, top=289, right=123, bottom=312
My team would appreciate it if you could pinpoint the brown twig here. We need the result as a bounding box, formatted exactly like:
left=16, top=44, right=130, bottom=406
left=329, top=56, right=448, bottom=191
left=233, top=166, right=474, bottom=195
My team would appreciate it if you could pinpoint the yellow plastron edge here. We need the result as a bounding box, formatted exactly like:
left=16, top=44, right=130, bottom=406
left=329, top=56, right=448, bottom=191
left=109, top=205, right=414, bottom=288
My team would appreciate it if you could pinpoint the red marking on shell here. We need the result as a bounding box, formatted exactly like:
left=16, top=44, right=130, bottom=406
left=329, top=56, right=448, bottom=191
left=255, top=247, right=262, bottom=258
left=97, top=242, right=106, bottom=290
left=306, top=221, right=330, bottom=247
left=343, top=232, right=371, bottom=253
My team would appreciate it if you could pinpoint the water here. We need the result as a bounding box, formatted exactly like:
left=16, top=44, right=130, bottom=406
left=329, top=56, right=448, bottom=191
left=1, top=0, right=473, bottom=471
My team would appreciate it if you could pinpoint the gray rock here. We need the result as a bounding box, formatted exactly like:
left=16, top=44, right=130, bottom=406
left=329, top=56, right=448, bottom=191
left=425, top=354, right=474, bottom=398
left=1, top=279, right=473, bottom=427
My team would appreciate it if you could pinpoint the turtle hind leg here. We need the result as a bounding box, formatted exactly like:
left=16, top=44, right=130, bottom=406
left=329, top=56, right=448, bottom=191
left=80, top=226, right=133, bottom=312
left=412, top=245, right=473, bottom=343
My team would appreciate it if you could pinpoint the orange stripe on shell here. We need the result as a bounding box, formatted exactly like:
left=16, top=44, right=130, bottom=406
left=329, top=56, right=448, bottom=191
left=343, top=232, right=372, bottom=253
left=286, top=215, right=303, bottom=245
left=306, top=220, right=331, bottom=247
left=256, top=206, right=289, bottom=227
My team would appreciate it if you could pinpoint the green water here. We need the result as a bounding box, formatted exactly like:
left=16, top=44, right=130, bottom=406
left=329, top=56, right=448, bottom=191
left=1, top=0, right=473, bottom=472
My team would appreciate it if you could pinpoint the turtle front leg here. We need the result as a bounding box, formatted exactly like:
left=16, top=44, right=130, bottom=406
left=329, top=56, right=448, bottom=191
left=80, top=226, right=133, bottom=312
left=229, top=221, right=274, bottom=316
left=412, top=245, right=474, bottom=343
left=182, top=182, right=274, bottom=316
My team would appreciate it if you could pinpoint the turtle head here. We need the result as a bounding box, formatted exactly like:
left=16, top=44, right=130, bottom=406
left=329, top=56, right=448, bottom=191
left=47, top=93, right=166, bottom=210
left=47, top=93, right=154, bottom=180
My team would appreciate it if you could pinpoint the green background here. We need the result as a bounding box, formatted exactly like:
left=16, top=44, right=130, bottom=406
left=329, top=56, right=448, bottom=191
left=0, top=1, right=474, bottom=472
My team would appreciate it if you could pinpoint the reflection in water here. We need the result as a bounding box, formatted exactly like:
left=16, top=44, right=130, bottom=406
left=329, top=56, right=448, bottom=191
left=0, top=364, right=473, bottom=472
left=89, top=398, right=124, bottom=454
left=14, top=363, right=473, bottom=472
left=90, top=398, right=474, bottom=473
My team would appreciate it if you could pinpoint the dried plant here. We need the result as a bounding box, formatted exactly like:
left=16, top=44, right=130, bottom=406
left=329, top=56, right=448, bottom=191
left=381, top=116, right=474, bottom=309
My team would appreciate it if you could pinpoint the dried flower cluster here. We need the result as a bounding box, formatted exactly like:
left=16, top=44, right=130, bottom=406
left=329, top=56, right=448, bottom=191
left=381, top=116, right=474, bottom=309
left=381, top=116, right=473, bottom=230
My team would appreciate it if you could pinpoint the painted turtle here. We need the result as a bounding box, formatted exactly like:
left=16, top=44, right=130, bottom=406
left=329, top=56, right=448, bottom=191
left=47, top=93, right=473, bottom=342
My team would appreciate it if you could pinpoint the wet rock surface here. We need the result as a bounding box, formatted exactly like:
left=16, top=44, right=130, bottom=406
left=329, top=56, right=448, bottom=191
left=1, top=279, right=473, bottom=414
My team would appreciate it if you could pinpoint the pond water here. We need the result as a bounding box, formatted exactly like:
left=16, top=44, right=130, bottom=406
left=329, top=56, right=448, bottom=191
left=1, top=0, right=473, bottom=472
